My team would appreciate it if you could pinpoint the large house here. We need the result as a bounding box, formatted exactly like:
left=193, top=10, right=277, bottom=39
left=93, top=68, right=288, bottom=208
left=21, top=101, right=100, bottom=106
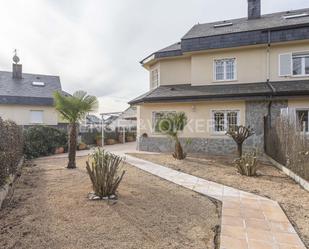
left=130, top=0, right=309, bottom=154
left=0, top=53, right=68, bottom=127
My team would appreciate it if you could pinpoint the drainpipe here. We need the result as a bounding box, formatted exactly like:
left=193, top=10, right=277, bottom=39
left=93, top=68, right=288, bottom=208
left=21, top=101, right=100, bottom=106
left=266, top=30, right=275, bottom=128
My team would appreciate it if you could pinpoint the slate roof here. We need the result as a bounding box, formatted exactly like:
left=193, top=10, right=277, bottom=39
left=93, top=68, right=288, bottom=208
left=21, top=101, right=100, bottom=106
left=0, top=71, right=65, bottom=106
left=142, top=8, right=309, bottom=62
left=129, top=80, right=309, bottom=105
left=183, top=8, right=309, bottom=39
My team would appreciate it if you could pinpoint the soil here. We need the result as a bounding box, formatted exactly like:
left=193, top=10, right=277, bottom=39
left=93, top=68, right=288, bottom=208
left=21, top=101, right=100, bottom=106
left=0, top=156, right=220, bottom=249
left=128, top=153, right=309, bottom=248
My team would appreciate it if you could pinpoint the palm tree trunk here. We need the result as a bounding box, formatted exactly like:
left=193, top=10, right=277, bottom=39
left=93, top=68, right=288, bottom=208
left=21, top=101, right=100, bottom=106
left=67, top=122, right=77, bottom=169
left=173, top=136, right=185, bottom=160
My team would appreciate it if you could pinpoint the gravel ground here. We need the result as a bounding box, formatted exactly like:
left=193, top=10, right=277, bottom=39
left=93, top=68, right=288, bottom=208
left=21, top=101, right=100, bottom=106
left=128, top=153, right=309, bottom=248
left=0, top=156, right=220, bottom=249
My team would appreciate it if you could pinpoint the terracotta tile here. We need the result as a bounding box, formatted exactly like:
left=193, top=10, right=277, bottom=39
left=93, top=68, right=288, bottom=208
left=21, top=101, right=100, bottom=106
left=245, top=218, right=270, bottom=230
left=223, top=208, right=242, bottom=217
left=248, top=240, right=278, bottom=249
left=221, top=225, right=246, bottom=240
left=247, top=228, right=274, bottom=243
left=263, top=210, right=289, bottom=223
left=241, top=199, right=261, bottom=209
left=242, top=208, right=265, bottom=220
left=279, top=243, right=306, bottom=249
left=223, top=200, right=241, bottom=209
left=220, top=235, right=248, bottom=249
left=270, top=221, right=296, bottom=234
left=222, top=216, right=245, bottom=227
left=274, top=233, right=303, bottom=246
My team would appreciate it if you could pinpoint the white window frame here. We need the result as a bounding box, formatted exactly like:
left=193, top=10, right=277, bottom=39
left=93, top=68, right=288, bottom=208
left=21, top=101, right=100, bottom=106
left=279, top=51, right=309, bottom=77
left=211, top=110, right=240, bottom=134
left=30, top=110, right=44, bottom=124
left=295, top=108, right=309, bottom=134
left=150, top=68, right=160, bottom=89
left=152, top=111, right=176, bottom=134
left=292, top=53, right=309, bottom=77
left=213, top=58, right=237, bottom=82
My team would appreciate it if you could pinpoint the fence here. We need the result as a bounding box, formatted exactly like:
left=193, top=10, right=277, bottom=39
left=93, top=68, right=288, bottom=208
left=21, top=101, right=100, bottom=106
left=264, top=109, right=309, bottom=181
left=0, top=118, right=23, bottom=187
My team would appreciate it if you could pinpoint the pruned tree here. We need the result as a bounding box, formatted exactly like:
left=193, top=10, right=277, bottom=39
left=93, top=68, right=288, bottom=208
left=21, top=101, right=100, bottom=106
left=226, top=125, right=255, bottom=157
left=157, top=112, right=188, bottom=160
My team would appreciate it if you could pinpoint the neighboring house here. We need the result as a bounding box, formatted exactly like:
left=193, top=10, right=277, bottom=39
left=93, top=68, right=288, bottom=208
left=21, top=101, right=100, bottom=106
left=104, top=106, right=137, bottom=131
left=129, top=0, right=309, bottom=154
left=0, top=53, right=68, bottom=127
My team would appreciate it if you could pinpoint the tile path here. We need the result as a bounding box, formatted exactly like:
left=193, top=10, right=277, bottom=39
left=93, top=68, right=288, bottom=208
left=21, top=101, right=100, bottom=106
left=123, top=154, right=306, bottom=249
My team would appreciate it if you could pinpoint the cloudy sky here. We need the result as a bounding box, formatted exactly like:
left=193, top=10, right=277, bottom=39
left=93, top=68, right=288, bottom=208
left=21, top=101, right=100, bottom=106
left=0, top=0, right=308, bottom=113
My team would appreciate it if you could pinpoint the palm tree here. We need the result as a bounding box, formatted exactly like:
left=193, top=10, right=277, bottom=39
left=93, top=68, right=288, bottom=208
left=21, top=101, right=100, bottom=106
left=54, top=91, right=98, bottom=169
left=157, top=112, right=188, bottom=160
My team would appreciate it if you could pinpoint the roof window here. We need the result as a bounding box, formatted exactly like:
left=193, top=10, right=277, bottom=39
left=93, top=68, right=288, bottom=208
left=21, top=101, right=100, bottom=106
left=283, top=13, right=309, bottom=19
left=214, top=22, right=233, bottom=28
left=32, top=81, right=45, bottom=86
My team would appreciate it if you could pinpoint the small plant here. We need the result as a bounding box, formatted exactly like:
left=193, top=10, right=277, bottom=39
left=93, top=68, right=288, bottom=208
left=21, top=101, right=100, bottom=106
left=157, top=112, right=188, bottom=160
left=86, top=148, right=125, bottom=199
left=234, top=152, right=259, bottom=176
left=226, top=125, right=255, bottom=157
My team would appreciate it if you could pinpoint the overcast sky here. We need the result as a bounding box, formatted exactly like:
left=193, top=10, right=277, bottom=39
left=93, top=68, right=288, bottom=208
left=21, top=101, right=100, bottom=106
left=0, top=0, right=308, bottom=113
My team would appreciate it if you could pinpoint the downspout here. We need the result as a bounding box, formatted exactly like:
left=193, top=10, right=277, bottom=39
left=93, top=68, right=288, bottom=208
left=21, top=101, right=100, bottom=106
left=266, top=30, right=275, bottom=127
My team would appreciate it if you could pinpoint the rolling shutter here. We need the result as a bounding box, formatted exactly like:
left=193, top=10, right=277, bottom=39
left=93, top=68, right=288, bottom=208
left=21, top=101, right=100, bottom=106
left=279, top=53, right=292, bottom=76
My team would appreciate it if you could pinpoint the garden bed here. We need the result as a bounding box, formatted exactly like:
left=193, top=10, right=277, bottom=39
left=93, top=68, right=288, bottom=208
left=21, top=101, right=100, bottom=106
left=128, top=153, right=309, bottom=247
left=0, top=156, right=220, bottom=249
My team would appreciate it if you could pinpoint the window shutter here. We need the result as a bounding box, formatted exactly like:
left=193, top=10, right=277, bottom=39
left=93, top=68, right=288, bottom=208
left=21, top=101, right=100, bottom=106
left=279, top=53, right=292, bottom=76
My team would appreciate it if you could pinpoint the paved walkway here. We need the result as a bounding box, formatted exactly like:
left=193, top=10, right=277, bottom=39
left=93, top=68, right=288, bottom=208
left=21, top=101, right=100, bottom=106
left=123, top=154, right=306, bottom=249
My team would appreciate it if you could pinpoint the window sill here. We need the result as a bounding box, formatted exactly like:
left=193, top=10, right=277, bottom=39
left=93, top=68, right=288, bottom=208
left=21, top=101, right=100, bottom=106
left=212, top=79, right=238, bottom=83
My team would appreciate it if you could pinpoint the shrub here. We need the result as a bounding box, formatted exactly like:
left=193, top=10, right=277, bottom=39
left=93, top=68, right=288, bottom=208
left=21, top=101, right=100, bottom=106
left=23, top=126, right=68, bottom=159
left=86, top=148, right=125, bottom=199
left=0, top=118, right=23, bottom=187
left=234, top=152, right=259, bottom=176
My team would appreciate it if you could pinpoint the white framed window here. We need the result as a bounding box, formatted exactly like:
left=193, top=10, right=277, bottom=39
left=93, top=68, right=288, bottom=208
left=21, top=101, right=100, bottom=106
left=30, top=110, right=44, bottom=124
left=212, top=110, right=240, bottom=133
left=292, top=53, right=309, bottom=76
left=279, top=52, right=309, bottom=77
left=150, top=69, right=159, bottom=89
left=214, top=58, right=236, bottom=81
left=152, top=111, right=175, bottom=133
left=296, top=109, right=309, bottom=133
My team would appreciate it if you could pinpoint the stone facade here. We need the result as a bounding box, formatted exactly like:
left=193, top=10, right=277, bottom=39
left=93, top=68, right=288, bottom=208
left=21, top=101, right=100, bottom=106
left=137, top=99, right=288, bottom=155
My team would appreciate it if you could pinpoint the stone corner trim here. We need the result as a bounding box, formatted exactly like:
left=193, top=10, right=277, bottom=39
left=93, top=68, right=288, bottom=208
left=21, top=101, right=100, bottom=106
left=266, top=155, right=309, bottom=192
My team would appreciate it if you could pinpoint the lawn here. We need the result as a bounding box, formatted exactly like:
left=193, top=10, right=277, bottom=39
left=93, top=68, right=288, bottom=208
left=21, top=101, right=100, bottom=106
left=128, top=153, right=309, bottom=248
left=0, top=156, right=220, bottom=249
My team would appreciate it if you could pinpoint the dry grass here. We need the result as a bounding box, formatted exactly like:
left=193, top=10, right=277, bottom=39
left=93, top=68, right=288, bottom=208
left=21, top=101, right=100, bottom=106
left=0, top=156, right=220, bottom=249
left=129, top=153, right=309, bottom=247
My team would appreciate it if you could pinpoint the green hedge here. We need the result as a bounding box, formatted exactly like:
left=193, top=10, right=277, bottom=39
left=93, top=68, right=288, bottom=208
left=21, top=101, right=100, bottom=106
left=23, top=126, right=68, bottom=159
left=0, top=118, right=23, bottom=187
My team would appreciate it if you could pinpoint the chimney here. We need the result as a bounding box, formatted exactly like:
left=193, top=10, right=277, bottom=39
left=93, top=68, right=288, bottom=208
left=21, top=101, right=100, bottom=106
left=12, top=49, right=22, bottom=79
left=248, top=0, right=261, bottom=20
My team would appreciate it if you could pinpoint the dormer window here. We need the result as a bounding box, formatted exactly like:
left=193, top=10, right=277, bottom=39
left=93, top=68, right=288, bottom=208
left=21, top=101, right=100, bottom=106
left=283, top=13, right=309, bottom=19
left=32, top=81, right=45, bottom=86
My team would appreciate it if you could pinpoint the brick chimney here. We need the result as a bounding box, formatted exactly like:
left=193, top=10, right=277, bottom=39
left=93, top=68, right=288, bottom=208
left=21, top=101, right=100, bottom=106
left=248, top=0, right=261, bottom=20
left=12, top=49, right=22, bottom=79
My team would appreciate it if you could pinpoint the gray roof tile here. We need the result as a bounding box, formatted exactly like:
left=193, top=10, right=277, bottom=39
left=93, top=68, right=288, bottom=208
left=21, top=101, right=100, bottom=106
left=0, top=70, right=63, bottom=105
left=129, top=80, right=309, bottom=104
left=183, top=8, right=309, bottom=39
